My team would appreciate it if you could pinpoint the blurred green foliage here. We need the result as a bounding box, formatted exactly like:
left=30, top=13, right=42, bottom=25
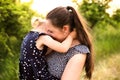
left=0, top=0, right=35, bottom=79
left=73, top=0, right=120, bottom=57
left=0, top=0, right=120, bottom=80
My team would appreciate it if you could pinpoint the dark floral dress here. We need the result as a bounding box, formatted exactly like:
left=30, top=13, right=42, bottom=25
left=19, top=31, right=59, bottom=80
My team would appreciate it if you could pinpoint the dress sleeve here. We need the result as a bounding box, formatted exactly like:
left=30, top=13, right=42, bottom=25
left=66, top=45, right=90, bottom=60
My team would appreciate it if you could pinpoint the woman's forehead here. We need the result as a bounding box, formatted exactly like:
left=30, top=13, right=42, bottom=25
left=45, top=20, right=59, bottom=30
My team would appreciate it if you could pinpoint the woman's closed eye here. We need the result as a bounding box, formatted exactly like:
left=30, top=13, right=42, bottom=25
left=47, top=30, right=53, bottom=34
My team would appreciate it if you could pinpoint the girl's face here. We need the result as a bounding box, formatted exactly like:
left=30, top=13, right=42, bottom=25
left=46, top=19, right=70, bottom=42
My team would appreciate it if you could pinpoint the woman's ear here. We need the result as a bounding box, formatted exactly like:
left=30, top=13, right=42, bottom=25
left=62, top=25, right=69, bottom=34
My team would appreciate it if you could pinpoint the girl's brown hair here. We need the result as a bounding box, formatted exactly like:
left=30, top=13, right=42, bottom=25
left=46, top=6, right=94, bottom=79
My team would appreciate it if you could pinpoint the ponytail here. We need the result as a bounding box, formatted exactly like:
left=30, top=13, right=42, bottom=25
left=66, top=6, right=94, bottom=79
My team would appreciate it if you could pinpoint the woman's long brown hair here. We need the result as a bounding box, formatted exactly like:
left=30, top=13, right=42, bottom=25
left=46, top=6, right=94, bottom=79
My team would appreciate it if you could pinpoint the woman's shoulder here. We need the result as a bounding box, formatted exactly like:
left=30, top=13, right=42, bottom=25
left=72, top=44, right=90, bottom=53
left=66, top=44, right=90, bottom=59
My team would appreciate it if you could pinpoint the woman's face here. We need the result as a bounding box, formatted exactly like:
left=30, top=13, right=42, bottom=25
left=45, top=19, right=70, bottom=42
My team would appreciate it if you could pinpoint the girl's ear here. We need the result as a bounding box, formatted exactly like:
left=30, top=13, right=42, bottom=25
left=62, top=25, right=69, bottom=34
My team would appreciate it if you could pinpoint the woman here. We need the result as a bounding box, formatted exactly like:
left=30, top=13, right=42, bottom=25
left=46, top=6, right=94, bottom=80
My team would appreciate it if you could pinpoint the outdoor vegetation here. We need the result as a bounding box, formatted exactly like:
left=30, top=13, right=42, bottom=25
left=0, top=0, right=120, bottom=80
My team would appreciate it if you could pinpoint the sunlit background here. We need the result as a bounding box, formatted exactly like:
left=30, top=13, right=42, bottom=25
left=20, top=0, right=120, bottom=16
left=1, top=0, right=120, bottom=80
left=20, top=0, right=76, bottom=15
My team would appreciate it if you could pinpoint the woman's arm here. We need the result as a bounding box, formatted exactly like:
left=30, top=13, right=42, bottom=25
left=61, top=54, right=87, bottom=80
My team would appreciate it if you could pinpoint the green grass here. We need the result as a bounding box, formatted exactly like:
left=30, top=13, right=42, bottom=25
left=91, top=24, right=120, bottom=80
left=80, top=25, right=120, bottom=80
left=93, top=25, right=120, bottom=60
left=80, top=53, right=120, bottom=80
left=92, top=53, right=120, bottom=80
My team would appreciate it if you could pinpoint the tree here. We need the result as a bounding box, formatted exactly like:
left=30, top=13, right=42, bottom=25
left=0, top=0, right=35, bottom=79
left=112, top=9, right=120, bottom=23
left=73, top=0, right=112, bottom=28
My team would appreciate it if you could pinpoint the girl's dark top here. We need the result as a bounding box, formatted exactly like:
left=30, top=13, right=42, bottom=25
left=19, top=31, right=59, bottom=80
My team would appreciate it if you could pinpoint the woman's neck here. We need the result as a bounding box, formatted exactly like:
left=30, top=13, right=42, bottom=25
left=71, top=39, right=80, bottom=48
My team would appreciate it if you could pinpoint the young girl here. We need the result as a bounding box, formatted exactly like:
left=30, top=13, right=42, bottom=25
left=19, top=17, right=76, bottom=80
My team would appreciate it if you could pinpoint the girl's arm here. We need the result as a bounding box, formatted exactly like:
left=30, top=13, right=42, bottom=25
left=36, top=34, right=73, bottom=53
left=61, top=54, right=87, bottom=80
left=36, top=29, right=76, bottom=53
